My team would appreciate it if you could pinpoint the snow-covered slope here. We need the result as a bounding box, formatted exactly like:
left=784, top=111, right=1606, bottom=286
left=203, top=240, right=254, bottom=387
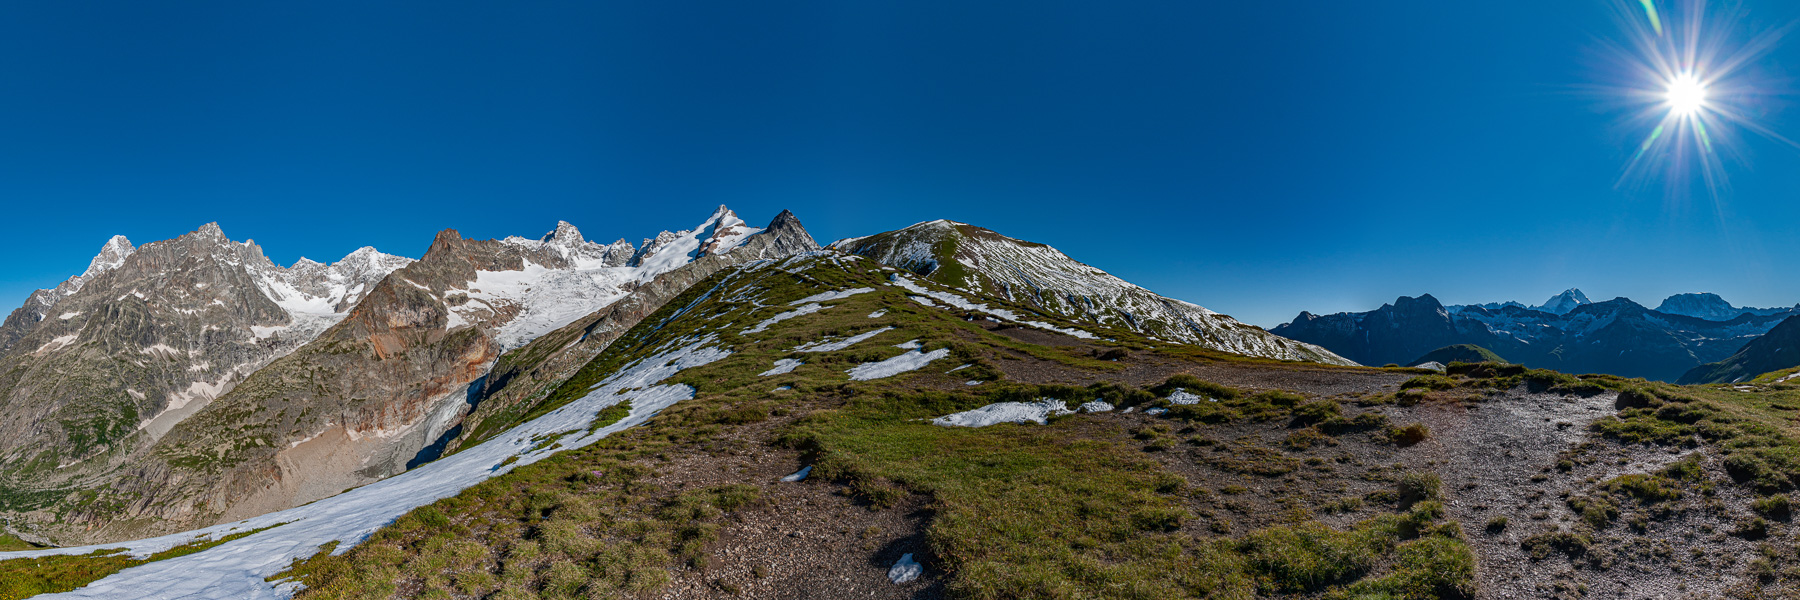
left=245, top=245, right=416, bottom=345
left=465, top=205, right=778, bottom=350
left=832, top=220, right=1355, bottom=366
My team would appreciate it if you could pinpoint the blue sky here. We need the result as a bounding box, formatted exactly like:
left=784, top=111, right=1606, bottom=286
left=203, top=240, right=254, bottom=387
left=5, top=1, right=1800, bottom=327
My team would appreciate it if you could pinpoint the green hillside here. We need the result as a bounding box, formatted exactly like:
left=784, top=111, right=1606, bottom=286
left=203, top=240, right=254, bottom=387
left=1407, top=344, right=1506, bottom=367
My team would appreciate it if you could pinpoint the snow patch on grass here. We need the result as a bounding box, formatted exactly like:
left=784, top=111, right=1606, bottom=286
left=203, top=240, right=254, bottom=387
left=744, top=303, right=825, bottom=334
left=1166, top=389, right=1211, bottom=405
left=931, top=399, right=1072, bottom=428
left=794, top=327, right=892, bottom=353
left=789, top=287, right=874, bottom=305
left=847, top=348, right=951, bottom=381
left=759, top=359, right=803, bottom=376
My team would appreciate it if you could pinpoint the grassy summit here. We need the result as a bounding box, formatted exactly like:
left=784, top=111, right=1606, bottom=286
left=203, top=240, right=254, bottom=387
left=1406, top=344, right=1506, bottom=368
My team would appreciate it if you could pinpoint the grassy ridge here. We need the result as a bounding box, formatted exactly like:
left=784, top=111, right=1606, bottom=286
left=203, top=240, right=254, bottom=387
left=278, top=256, right=1478, bottom=599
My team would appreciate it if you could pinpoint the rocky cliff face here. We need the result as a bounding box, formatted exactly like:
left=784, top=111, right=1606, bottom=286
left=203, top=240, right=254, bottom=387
left=0, top=207, right=819, bottom=544
left=0, top=235, right=136, bottom=354
left=0, top=225, right=412, bottom=542
left=832, top=220, right=1355, bottom=366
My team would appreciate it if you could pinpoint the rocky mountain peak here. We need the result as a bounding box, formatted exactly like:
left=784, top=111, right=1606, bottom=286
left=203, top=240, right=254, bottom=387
left=1393, top=294, right=1445, bottom=312
left=194, top=222, right=228, bottom=240
left=1656, top=292, right=1745, bottom=321
left=1533, top=288, right=1591, bottom=315
left=540, top=221, right=586, bottom=246
left=423, top=229, right=468, bottom=261
left=81, top=235, right=135, bottom=278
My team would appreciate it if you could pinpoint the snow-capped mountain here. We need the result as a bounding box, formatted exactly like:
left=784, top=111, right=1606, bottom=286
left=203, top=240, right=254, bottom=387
left=1532, top=288, right=1591, bottom=315
left=831, top=220, right=1355, bottom=366
left=0, top=235, right=136, bottom=353
left=0, top=206, right=822, bottom=545
left=471, top=205, right=798, bottom=350
left=1654, top=292, right=1798, bottom=321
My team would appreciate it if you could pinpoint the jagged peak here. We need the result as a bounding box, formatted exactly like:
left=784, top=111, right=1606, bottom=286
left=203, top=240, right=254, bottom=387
left=195, top=222, right=227, bottom=238
left=421, top=229, right=466, bottom=262
left=1531, top=288, right=1591, bottom=315
left=80, top=235, right=136, bottom=279
left=705, top=204, right=741, bottom=226
left=540, top=221, right=585, bottom=246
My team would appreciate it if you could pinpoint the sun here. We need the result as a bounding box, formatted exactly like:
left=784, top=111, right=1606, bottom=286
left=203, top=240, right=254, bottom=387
left=1605, top=0, right=1800, bottom=197
left=1666, top=73, right=1707, bottom=116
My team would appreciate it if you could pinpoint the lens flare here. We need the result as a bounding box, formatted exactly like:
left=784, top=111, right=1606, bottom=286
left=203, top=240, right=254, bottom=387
left=1603, top=0, right=1797, bottom=198
left=1665, top=73, right=1707, bottom=115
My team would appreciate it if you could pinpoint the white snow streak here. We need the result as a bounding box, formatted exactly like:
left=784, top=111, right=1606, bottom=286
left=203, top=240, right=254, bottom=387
left=759, top=359, right=803, bottom=376
left=930, top=399, right=1073, bottom=428
left=743, top=303, right=825, bottom=335
left=891, top=276, right=1096, bottom=339
left=780, top=466, right=812, bottom=482
left=846, top=348, right=951, bottom=381
left=789, top=287, right=874, bottom=305
left=793, top=327, right=892, bottom=353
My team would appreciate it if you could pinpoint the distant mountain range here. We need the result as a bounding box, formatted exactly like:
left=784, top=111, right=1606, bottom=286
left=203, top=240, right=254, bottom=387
left=1679, top=314, right=1800, bottom=384
left=1272, top=288, right=1800, bottom=381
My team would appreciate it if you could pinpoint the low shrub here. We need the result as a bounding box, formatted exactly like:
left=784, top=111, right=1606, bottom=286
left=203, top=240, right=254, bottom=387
left=1388, top=423, right=1431, bottom=447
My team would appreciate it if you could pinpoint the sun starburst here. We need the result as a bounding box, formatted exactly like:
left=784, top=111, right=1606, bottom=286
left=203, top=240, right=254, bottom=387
left=1606, top=0, right=1797, bottom=198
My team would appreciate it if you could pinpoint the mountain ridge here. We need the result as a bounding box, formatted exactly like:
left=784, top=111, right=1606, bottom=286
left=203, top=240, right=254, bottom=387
left=1274, top=291, right=1800, bottom=381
